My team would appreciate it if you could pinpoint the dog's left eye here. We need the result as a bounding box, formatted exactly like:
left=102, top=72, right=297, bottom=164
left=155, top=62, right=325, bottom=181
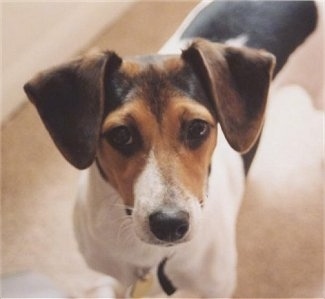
left=185, top=119, right=210, bottom=149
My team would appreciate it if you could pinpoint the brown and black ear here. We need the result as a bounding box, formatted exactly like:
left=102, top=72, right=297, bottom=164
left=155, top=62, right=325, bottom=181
left=24, top=51, right=122, bottom=169
left=182, top=39, right=275, bottom=153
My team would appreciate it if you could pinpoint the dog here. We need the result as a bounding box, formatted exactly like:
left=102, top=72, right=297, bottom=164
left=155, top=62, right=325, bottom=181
left=24, top=1, right=317, bottom=297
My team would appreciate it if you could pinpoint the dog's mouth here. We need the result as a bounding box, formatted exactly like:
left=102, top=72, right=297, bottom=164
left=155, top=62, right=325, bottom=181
left=138, top=229, right=192, bottom=247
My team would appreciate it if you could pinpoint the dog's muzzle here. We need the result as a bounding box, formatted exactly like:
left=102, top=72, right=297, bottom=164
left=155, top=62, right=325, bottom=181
left=149, top=208, right=189, bottom=243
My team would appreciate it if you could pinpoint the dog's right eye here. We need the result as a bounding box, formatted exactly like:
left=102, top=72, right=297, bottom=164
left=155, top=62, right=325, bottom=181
left=103, top=125, right=140, bottom=156
left=108, top=126, right=133, bottom=146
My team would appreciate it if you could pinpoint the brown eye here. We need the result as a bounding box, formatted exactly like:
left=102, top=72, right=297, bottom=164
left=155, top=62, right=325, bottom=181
left=186, top=119, right=210, bottom=149
left=103, top=125, right=142, bottom=156
left=108, top=126, right=133, bottom=146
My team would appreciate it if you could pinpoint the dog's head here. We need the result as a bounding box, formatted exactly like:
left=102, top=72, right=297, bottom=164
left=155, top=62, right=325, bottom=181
left=24, top=39, right=274, bottom=246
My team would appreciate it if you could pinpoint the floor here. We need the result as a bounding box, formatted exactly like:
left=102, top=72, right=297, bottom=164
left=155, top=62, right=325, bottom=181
left=2, top=1, right=324, bottom=298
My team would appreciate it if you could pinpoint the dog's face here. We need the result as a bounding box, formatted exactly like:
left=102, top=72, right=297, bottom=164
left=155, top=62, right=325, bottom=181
left=98, top=57, right=217, bottom=244
left=24, top=39, right=275, bottom=246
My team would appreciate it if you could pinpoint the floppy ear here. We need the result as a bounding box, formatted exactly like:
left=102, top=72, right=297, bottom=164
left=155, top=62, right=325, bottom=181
left=24, top=52, right=122, bottom=169
left=182, top=39, right=275, bottom=153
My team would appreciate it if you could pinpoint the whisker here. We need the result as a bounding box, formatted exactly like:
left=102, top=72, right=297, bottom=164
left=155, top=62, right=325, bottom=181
left=97, top=193, right=134, bottom=213
left=117, top=218, right=133, bottom=244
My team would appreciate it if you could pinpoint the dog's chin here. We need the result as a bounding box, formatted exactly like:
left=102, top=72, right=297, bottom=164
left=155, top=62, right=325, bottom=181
left=138, top=234, right=193, bottom=248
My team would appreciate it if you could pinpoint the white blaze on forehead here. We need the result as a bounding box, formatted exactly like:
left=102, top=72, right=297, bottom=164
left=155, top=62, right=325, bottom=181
left=134, top=150, right=166, bottom=213
left=133, top=150, right=203, bottom=211
left=133, top=150, right=203, bottom=243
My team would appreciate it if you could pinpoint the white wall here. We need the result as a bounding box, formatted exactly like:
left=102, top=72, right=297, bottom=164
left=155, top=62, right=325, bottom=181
left=1, top=1, right=135, bottom=123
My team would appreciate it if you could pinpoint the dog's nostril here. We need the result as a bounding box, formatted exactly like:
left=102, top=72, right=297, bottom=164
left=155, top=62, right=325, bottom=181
left=149, top=210, right=189, bottom=242
left=175, top=223, right=188, bottom=239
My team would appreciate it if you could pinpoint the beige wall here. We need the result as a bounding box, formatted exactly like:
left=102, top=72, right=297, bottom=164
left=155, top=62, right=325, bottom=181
left=2, top=1, right=135, bottom=123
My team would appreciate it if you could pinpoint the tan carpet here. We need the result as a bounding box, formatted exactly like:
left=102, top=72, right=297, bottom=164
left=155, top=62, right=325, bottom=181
left=2, top=1, right=323, bottom=297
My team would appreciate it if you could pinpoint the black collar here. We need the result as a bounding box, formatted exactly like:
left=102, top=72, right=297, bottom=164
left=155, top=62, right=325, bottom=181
left=157, top=258, right=176, bottom=296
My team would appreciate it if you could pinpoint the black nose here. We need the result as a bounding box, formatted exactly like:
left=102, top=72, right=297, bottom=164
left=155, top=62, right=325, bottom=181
left=149, top=209, right=189, bottom=242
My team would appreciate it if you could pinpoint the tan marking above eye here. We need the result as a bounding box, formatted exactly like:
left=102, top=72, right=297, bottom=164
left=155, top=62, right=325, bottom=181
left=101, top=100, right=147, bottom=133
left=120, top=61, right=142, bottom=76
left=169, top=99, right=216, bottom=126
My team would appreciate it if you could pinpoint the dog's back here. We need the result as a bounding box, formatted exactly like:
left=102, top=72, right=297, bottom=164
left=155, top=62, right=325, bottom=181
left=164, top=1, right=317, bottom=74
left=181, top=1, right=317, bottom=75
